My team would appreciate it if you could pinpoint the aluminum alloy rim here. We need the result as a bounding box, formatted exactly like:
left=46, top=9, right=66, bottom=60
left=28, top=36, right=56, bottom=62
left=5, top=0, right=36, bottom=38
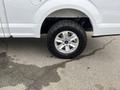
left=54, top=31, right=79, bottom=54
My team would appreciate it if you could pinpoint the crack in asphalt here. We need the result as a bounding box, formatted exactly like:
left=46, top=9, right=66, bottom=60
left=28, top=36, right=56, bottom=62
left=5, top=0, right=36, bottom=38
left=74, top=38, right=115, bottom=60
left=0, top=38, right=115, bottom=90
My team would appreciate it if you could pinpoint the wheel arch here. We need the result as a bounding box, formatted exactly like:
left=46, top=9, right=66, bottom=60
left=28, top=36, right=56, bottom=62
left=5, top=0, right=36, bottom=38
left=33, top=0, right=102, bottom=37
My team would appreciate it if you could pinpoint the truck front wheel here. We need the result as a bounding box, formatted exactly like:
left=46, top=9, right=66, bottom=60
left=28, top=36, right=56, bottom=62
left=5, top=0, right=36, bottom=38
left=47, top=20, right=87, bottom=59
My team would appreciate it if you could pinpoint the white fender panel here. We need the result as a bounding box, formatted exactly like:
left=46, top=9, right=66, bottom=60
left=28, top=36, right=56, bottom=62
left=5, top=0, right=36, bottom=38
left=33, top=0, right=102, bottom=37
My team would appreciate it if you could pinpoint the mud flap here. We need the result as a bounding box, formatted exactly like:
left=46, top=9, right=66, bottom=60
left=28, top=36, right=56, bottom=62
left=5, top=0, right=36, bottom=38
left=0, top=0, right=10, bottom=38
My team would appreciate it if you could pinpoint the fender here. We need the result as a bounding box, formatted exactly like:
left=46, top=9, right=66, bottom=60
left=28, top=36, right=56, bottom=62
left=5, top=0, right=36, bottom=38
left=33, top=0, right=102, bottom=37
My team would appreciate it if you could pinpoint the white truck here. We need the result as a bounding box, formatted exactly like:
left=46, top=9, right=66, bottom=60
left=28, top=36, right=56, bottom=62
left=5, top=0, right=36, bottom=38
left=0, top=0, right=120, bottom=59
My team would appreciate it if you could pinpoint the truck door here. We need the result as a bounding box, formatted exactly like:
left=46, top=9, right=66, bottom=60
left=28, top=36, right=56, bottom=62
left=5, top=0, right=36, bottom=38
left=0, top=18, right=4, bottom=37
left=4, top=0, right=40, bottom=37
left=91, top=0, right=120, bottom=23
left=0, top=0, right=5, bottom=37
left=0, top=0, right=10, bottom=37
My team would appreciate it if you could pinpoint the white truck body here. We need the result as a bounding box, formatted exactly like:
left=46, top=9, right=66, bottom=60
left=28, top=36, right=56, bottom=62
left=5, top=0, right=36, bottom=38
left=0, top=0, right=120, bottom=38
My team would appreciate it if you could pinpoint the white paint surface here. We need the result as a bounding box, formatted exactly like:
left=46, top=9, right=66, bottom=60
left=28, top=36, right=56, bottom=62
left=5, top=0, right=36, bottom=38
left=0, top=0, right=120, bottom=37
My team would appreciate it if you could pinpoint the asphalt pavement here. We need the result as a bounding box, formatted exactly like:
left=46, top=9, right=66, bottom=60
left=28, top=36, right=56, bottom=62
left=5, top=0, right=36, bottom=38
left=0, top=33, right=120, bottom=90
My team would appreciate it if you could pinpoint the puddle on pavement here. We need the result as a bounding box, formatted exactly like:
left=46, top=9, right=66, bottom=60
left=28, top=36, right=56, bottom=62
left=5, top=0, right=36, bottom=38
left=0, top=52, right=66, bottom=90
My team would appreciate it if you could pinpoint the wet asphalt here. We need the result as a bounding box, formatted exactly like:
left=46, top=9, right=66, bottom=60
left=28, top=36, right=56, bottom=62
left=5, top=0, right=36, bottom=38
left=0, top=33, right=120, bottom=90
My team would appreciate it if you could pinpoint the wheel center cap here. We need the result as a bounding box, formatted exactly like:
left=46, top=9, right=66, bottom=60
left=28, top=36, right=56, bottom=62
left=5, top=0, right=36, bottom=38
left=65, top=40, right=69, bottom=44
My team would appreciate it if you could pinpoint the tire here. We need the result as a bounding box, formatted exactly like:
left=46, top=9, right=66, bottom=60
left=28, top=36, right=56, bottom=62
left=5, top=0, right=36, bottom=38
left=47, top=20, right=87, bottom=59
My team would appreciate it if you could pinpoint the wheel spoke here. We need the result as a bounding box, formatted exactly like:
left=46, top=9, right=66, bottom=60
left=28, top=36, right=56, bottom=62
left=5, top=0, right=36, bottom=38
left=65, top=45, right=70, bottom=52
left=55, top=37, right=63, bottom=43
left=62, top=31, right=68, bottom=39
left=70, top=34, right=78, bottom=42
left=58, top=44, right=65, bottom=50
left=69, top=42, right=77, bottom=48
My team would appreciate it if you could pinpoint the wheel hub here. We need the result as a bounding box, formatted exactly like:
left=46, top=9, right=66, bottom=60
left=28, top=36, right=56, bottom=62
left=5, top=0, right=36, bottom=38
left=64, top=40, right=69, bottom=44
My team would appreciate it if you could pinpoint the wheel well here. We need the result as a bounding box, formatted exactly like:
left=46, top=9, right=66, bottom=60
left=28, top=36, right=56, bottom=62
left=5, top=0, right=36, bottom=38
left=41, top=17, right=93, bottom=34
left=41, top=9, right=93, bottom=34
